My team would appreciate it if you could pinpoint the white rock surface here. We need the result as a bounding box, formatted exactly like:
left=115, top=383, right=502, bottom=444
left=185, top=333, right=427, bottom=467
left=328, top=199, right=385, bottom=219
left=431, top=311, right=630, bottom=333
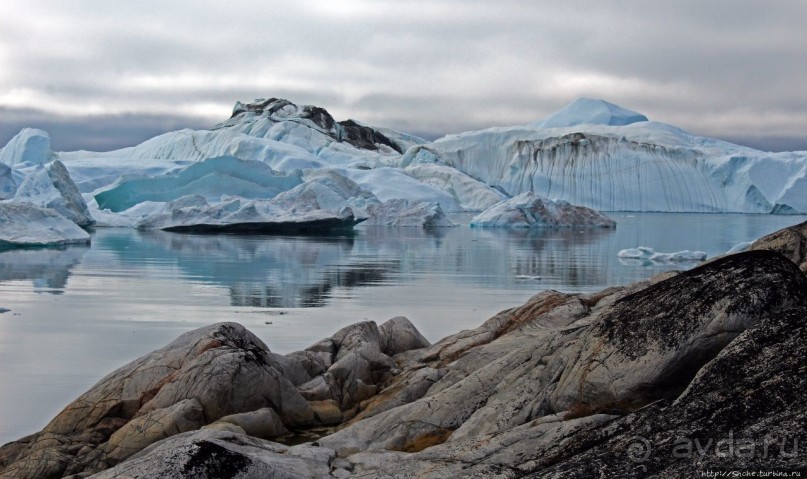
left=470, top=192, right=616, bottom=228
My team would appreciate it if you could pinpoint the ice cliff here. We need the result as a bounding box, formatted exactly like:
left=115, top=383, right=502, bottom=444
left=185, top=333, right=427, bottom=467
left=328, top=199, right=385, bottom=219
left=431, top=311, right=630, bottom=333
left=403, top=102, right=807, bottom=213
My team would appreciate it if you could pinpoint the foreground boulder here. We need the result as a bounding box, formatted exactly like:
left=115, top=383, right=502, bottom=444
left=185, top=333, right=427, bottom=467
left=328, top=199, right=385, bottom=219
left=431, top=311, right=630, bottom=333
left=470, top=192, right=616, bottom=228
left=0, top=323, right=314, bottom=478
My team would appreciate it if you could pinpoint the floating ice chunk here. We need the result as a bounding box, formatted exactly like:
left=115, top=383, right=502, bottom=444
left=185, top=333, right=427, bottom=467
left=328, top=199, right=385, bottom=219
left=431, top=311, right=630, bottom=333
left=135, top=173, right=372, bottom=233
left=515, top=275, right=542, bottom=280
left=617, top=247, right=707, bottom=262
left=360, top=199, right=456, bottom=228
left=470, top=192, right=616, bottom=228
left=0, top=203, right=90, bottom=247
left=13, top=160, right=94, bottom=227
left=135, top=197, right=362, bottom=234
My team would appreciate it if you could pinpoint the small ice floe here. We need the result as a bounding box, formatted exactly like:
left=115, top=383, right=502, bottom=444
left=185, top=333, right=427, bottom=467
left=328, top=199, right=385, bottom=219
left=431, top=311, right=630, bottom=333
left=515, top=275, right=542, bottom=281
left=617, top=246, right=707, bottom=263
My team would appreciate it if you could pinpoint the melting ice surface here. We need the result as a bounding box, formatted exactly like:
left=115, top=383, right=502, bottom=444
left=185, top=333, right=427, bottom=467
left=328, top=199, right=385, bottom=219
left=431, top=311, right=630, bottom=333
left=0, top=212, right=806, bottom=444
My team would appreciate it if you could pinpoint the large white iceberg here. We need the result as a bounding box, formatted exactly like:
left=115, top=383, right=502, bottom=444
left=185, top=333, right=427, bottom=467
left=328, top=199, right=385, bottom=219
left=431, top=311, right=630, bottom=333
left=0, top=203, right=90, bottom=247
left=413, top=101, right=807, bottom=214
left=470, top=192, right=616, bottom=228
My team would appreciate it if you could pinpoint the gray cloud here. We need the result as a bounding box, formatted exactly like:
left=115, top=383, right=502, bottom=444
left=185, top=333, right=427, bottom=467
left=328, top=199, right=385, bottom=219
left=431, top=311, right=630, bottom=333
left=1, top=0, right=805, bottom=151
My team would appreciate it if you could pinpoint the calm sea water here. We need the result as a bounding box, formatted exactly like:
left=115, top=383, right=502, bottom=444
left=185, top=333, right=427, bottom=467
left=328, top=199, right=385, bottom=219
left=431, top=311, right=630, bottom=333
left=0, top=213, right=804, bottom=444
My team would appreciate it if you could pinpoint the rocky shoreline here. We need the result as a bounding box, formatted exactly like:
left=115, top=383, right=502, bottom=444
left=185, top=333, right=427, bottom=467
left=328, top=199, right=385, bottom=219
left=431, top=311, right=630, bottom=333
left=2, top=223, right=807, bottom=478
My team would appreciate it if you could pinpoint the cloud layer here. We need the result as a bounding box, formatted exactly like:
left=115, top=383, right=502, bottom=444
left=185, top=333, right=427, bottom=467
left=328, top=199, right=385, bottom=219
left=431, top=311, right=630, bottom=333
left=2, top=0, right=806, bottom=151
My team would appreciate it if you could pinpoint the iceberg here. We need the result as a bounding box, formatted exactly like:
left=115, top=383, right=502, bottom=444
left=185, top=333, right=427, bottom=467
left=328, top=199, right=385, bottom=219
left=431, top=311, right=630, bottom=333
left=470, top=192, right=616, bottom=228
left=617, top=247, right=707, bottom=262
left=0, top=203, right=90, bottom=248
left=0, top=128, right=55, bottom=167
left=4, top=95, right=807, bottom=235
left=420, top=99, right=807, bottom=213
left=93, top=156, right=302, bottom=212
left=0, top=163, right=16, bottom=200
left=13, top=160, right=95, bottom=227
left=402, top=161, right=507, bottom=211
left=531, top=97, right=649, bottom=128
left=361, top=199, right=456, bottom=228
left=136, top=196, right=362, bottom=234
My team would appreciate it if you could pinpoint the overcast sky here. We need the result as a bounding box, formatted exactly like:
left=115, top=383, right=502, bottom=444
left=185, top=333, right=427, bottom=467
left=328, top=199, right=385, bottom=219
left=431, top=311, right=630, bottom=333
left=1, top=0, right=806, bottom=151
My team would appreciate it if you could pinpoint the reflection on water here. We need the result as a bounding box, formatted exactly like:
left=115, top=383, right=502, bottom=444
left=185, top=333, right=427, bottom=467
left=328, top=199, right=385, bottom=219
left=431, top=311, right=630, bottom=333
left=0, top=247, right=88, bottom=293
left=1, top=213, right=806, bottom=445
left=88, top=225, right=623, bottom=310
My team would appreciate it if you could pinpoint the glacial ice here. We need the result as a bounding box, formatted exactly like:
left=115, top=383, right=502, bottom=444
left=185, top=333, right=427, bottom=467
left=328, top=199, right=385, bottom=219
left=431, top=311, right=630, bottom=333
left=94, top=156, right=303, bottom=212
left=135, top=196, right=362, bottom=233
left=532, top=97, right=649, bottom=128
left=425, top=102, right=807, bottom=213
left=0, top=203, right=90, bottom=247
left=3, top=96, right=807, bottom=239
left=361, top=199, right=455, bottom=228
left=470, top=192, right=616, bottom=228
left=617, top=247, right=707, bottom=262
left=13, top=160, right=94, bottom=227
left=402, top=162, right=507, bottom=211
left=0, top=163, right=16, bottom=200
left=0, top=128, right=55, bottom=167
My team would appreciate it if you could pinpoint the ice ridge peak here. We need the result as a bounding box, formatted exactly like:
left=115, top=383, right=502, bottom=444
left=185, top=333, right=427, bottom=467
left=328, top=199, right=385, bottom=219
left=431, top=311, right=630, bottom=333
left=535, top=97, right=649, bottom=128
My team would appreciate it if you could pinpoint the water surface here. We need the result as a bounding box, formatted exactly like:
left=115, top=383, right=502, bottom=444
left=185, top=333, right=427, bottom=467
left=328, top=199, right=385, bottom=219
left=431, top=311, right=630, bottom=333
left=0, top=213, right=803, bottom=444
